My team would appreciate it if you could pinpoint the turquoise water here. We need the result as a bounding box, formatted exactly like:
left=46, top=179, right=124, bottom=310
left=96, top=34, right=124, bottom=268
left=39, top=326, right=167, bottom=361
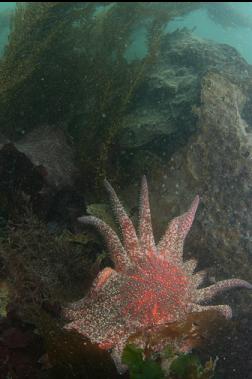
left=167, top=3, right=252, bottom=64
left=0, top=2, right=15, bottom=10
left=0, top=2, right=15, bottom=55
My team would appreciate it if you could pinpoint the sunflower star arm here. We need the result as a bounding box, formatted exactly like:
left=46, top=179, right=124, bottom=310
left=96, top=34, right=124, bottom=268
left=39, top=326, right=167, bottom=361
left=183, top=258, right=198, bottom=274
left=189, top=303, right=232, bottom=319
left=62, top=268, right=117, bottom=321
left=139, top=176, right=156, bottom=255
left=158, top=195, right=199, bottom=263
left=193, top=270, right=207, bottom=288
left=196, top=278, right=252, bottom=303
left=111, top=336, right=131, bottom=375
left=62, top=302, right=88, bottom=321
left=104, top=179, right=141, bottom=262
left=90, top=267, right=116, bottom=293
left=78, top=215, right=130, bottom=270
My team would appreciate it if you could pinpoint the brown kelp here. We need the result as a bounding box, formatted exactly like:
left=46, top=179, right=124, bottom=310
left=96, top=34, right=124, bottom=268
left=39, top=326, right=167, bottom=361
left=1, top=2, right=245, bottom=189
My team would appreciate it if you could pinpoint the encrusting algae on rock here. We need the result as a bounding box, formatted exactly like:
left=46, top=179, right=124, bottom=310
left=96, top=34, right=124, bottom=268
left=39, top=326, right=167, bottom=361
left=62, top=176, right=252, bottom=373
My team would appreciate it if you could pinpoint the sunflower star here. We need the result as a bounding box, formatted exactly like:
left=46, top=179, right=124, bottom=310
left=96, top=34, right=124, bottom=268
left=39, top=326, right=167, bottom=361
left=63, top=177, right=252, bottom=372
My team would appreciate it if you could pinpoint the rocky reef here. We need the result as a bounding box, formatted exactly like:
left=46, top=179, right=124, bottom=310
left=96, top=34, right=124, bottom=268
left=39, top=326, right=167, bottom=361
left=1, top=3, right=252, bottom=378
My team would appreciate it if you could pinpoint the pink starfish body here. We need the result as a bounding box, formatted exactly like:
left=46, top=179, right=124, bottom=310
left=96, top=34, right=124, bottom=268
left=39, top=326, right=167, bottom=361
left=63, top=177, right=252, bottom=372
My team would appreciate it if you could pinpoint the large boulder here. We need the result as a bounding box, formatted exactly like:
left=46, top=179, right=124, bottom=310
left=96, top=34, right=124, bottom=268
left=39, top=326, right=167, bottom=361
left=16, top=125, right=78, bottom=190
left=0, top=125, right=80, bottom=223
left=119, top=29, right=252, bottom=157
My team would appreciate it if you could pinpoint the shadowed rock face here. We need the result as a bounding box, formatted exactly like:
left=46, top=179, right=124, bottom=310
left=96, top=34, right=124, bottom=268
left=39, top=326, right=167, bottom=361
left=0, top=142, right=45, bottom=202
